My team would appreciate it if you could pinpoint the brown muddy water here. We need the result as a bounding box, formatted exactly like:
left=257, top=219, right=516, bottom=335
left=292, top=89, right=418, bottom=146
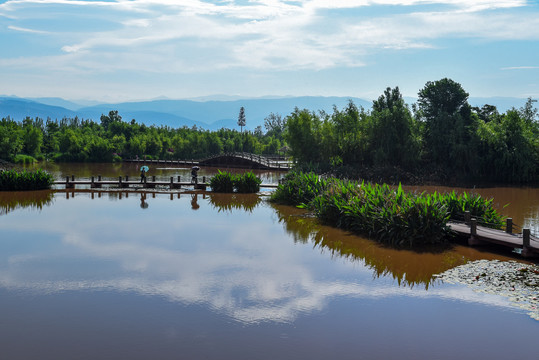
left=0, top=163, right=538, bottom=360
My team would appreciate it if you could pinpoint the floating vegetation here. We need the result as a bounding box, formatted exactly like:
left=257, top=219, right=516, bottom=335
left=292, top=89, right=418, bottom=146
left=270, top=172, right=505, bottom=247
left=0, top=169, right=54, bottom=191
left=435, top=260, right=539, bottom=321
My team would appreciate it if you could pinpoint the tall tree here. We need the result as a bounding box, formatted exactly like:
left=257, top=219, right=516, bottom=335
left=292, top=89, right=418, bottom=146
left=368, top=87, right=419, bottom=168
left=417, top=78, right=478, bottom=174
left=237, top=107, right=246, bottom=133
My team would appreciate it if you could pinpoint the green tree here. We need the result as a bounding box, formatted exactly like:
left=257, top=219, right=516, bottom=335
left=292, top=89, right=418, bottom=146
left=284, top=108, right=322, bottom=163
left=264, top=112, right=286, bottom=139
left=417, top=78, right=478, bottom=175
left=237, top=107, right=246, bottom=133
left=100, top=110, right=122, bottom=131
left=368, top=87, right=419, bottom=168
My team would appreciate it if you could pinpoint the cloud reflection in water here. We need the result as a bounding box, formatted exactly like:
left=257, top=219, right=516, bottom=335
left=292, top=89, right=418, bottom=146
left=0, top=192, right=520, bottom=324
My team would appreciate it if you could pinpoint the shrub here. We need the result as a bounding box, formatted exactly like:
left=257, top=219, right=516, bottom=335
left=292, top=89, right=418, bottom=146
left=234, top=171, right=262, bottom=193
left=209, top=170, right=235, bottom=193
left=210, top=170, right=263, bottom=193
left=0, top=169, right=54, bottom=191
left=271, top=172, right=505, bottom=247
left=14, top=154, right=37, bottom=164
left=269, top=171, right=329, bottom=205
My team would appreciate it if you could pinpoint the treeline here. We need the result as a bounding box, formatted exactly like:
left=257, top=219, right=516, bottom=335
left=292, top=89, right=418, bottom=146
left=284, top=78, right=539, bottom=184
left=0, top=111, right=284, bottom=163
left=1, top=77, right=538, bottom=184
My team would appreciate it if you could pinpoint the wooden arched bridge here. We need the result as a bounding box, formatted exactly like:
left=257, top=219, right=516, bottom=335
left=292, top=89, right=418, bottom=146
left=125, top=152, right=292, bottom=170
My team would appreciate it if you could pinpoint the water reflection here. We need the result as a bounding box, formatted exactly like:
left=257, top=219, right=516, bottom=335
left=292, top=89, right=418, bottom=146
left=0, top=190, right=54, bottom=216
left=270, top=203, right=528, bottom=289
left=207, top=193, right=263, bottom=213
left=140, top=193, right=149, bottom=209
left=190, top=193, right=200, bottom=210
left=0, top=190, right=535, bottom=328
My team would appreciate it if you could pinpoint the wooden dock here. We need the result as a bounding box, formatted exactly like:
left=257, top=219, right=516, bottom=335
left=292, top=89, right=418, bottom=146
left=448, top=219, right=539, bottom=258
left=53, top=175, right=280, bottom=191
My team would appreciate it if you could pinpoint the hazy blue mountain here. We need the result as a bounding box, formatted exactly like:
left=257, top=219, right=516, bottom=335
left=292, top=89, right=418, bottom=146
left=468, top=97, right=528, bottom=112
left=0, top=97, right=78, bottom=120
left=1, top=95, right=530, bottom=130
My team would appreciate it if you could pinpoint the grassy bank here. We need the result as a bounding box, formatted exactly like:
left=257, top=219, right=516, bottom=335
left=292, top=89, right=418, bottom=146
left=270, top=172, right=505, bottom=247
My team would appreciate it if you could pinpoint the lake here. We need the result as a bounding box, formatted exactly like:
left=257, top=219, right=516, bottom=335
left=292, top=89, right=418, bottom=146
left=0, top=163, right=538, bottom=359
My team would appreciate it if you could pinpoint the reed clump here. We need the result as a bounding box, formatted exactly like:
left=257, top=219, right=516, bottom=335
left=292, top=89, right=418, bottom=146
left=0, top=169, right=54, bottom=191
left=270, top=172, right=505, bottom=247
left=209, top=170, right=262, bottom=193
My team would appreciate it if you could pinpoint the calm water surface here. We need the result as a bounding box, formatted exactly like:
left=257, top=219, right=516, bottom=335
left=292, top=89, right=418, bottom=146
left=0, top=163, right=538, bottom=359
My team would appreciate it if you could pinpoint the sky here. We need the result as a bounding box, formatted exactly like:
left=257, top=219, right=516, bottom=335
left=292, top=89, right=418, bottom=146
left=0, top=0, right=538, bottom=103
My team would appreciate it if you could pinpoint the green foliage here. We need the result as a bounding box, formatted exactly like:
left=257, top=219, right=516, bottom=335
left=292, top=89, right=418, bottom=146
left=271, top=172, right=505, bottom=247
left=1, top=80, right=537, bottom=184
left=209, top=170, right=262, bottom=193
left=14, top=154, right=37, bottom=164
left=270, top=171, right=329, bottom=206
left=0, top=169, right=54, bottom=191
left=209, top=170, right=235, bottom=193
left=438, top=191, right=505, bottom=229
left=234, top=171, right=262, bottom=193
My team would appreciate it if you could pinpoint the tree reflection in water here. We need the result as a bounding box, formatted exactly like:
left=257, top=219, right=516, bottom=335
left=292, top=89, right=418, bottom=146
left=0, top=190, right=54, bottom=216
left=268, top=202, right=521, bottom=289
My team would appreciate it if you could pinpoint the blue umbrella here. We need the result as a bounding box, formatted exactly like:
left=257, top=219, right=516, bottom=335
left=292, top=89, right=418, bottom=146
left=140, top=166, right=149, bottom=172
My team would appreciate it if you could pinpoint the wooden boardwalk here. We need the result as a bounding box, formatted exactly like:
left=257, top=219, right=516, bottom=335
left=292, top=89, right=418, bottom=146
left=53, top=175, right=279, bottom=191
left=124, top=152, right=292, bottom=170
left=448, top=221, right=539, bottom=258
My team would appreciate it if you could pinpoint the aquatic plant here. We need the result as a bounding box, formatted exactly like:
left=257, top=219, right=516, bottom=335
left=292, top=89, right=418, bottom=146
left=209, top=170, right=262, bottom=193
left=0, top=169, right=54, bottom=191
left=269, top=171, right=329, bottom=205
left=437, top=190, right=504, bottom=229
left=233, top=171, right=262, bottom=193
left=270, top=172, right=505, bottom=247
left=209, top=170, right=235, bottom=193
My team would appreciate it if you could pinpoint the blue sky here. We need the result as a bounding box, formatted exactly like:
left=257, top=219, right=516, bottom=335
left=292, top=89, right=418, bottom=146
left=0, top=0, right=538, bottom=102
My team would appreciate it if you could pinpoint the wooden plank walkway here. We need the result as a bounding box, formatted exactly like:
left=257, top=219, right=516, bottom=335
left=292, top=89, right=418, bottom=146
left=448, top=221, right=539, bottom=258
left=53, top=176, right=279, bottom=190
left=124, top=152, right=292, bottom=171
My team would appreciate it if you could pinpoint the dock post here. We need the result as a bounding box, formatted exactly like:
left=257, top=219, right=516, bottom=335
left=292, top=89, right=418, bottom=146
left=152, top=175, right=156, bottom=182
left=98, top=175, right=102, bottom=182
left=91, top=176, right=95, bottom=188
left=506, top=218, right=513, bottom=234
left=522, top=229, right=533, bottom=258
left=177, top=175, right=181, bottom=182
left=470, top=218, right=477, bottom=236
left=468, top=218, right=483, bottom=246
left=170, top=176, right=173, bottom=189
left=464, top=210, right=471, bottom=225
left=126, top=175, right=129, bottom=182
left=202, top=176, right=206, bottom=184
left=71, top=175, right=75, bottom=181
left=65, top=176, right=74, bottom=189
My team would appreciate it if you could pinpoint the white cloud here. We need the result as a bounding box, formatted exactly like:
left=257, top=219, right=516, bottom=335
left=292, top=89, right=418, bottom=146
left=0, top=0, right=537, bottom=99
left=501, top=66, right=539, bottom=70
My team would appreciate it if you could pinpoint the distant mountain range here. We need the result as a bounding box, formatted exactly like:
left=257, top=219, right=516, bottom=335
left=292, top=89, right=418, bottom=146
left=0, top=95, right=530, bottom=131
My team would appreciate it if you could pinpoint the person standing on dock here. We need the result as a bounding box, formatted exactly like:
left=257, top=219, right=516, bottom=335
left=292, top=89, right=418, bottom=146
left=140, top=166, right=148, bottom=183
left=191, top=166, right=200, bottom=184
